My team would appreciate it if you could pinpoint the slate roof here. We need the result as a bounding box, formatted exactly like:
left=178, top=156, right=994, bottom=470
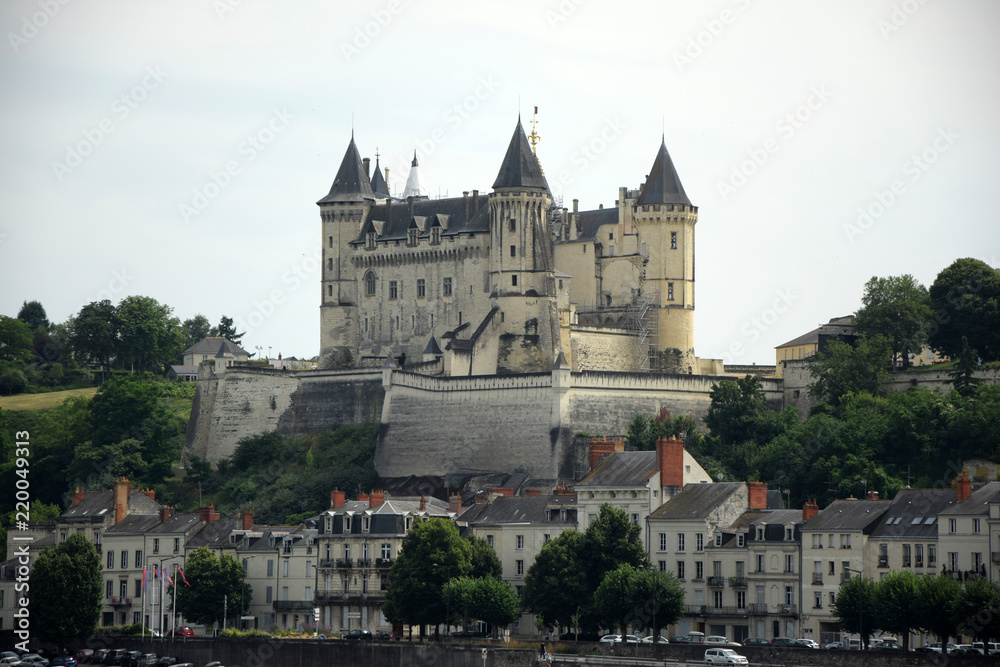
left=939, top=482, right=1000, bottom=516
left=649, top=482, right=744, bottom=520
left=318, top=136, right=375, bottom=204
left=463, top=495, right=575, bottom=526
left=776, top=316, right=855, bottom=349
left=181, top=337, right=249, bottom=358
left=801, top=499, right=890, bottom=532
left=492, top=119, right=549, bottom=190
left=370, top=156, right=390, bottom=198
left=577, top=451, right=657, bottom=488
left=637, top=138, right=691, bottom=206
left=730, top=509, right=804, bottom=531
left=186, top=518, right=238, bottom=549
left=59, top=489, right=162, bottom=523
left=104, top=513, right=163, bottom=534
left=871, top=489, right=956, bottom=539
left=558, top=207, right=618, bottom=244
left=354, top=194, right=490, bottom=245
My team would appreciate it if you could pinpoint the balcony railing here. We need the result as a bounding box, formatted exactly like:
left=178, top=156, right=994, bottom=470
left=356, top=558, right=372, bottom=569
left=336, top=558, right=353, bottom=569
left=812, top=573, right=824, bottom=585
left=747, top=603, right=768, bottom=614
left=729, top=577, right=747, bottom=588
left=314, top=591, right=343, bottom=603
left=704, top=605, right=747, bottom=617
left=878, top=558, right=889, bottom=568
left=375, top=558, right=393, bottom=568
left=685, top=605, right=705, bottom=615
left=779, top=603, right=797, bottom=615
left=319, top=558, right=336, bottom=568
left=110, top=597, right=132, bottom=608
left=273, top=599, right=314, bottom=611
left=707, top=576, right=725, bottom=588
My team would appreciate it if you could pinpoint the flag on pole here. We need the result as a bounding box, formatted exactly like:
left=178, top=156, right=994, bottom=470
left=153, top=566, right=160, bottom=581
left=165, top=569, right=174, bottom=587
left=177, top=567, right=192, bottom=587
left=142, top=566, right=147, bottom=591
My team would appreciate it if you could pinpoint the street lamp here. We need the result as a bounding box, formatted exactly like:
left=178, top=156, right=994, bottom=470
left=844, top=566, right=863, bottom=650
left=433, top=563, right=453, bottom=637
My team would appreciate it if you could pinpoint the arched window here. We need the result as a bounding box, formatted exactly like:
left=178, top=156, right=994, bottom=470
left=365, top=271, right=376, bottom=297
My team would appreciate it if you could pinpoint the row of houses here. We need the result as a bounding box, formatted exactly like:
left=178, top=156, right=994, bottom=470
left=3, top=440, right=998, bottom=645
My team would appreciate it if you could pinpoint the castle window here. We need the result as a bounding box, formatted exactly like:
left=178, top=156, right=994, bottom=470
left=431, top=227, right=441, bottom=244
left=327, top=285, right=333, bottom=298
left=417, top=279, right=426, bottom=298
left=510, top=245, right=516, bottom=258
left=667, top=282, right=674, bottom=301
left=366, top=232, right=376, bottom=249
left=671, top=231, right=677, bottom=249
left=328, top=257, right=333, bottom=271
left=389, top=281, right=398, bottom=300
left=365, top=272, right=376, bottom=297
left=512, top=275, right=518, bottom=287
left=407, top=228, right=418, bottom=245
left=509, top=219, right=516, bottom=232
left=443, top=277, right=452, bottom=297
left=609, top=233, right=614, bottom=241
left=329, top=236, right=333, bottom=248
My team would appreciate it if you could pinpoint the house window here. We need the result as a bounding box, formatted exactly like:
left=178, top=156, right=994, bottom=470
left=486, top=534, right=494, bottom=548
left=974, top=518, right=981, bottom=534
left=283, top=560, right=290, bottom=577
left=516, top=535, right=524, bottom=550
left=381, top=543, right=391, bottom=559
left=266, top=586, right=273, bottom=603
left=431, top=227, right=441, bottom=244
left=915, top=544, right=924, bottom=568
left=510, top=245, right=516, bottom=257
left=516, top=560, right=524, bottom=576
left=344, top=544, right=351, bottom=560
left=714, top=590, right=723, bottom=609
left=840, top=534, right=851, bottom=549
left=903, top=544, right=912, bottom=567
left=667, top=283, right=674, bottom=301
left=695, top=561, right=704, bottom=580
left=173, top=538, right=179, bottom=553
left=389, top=281, right=398, bottom=300
left=365, top=272, right=376, bottom=296
left=407, top=228, right=418, bottom=245
left=670, top=231, right=677, bottom=249
left=949, top=518, right=957, bottom=534
left=814, top=591, right=823, bottom=609
left=443, top=277, right=452, bottom=296
left=631, top=513, right=639, bottom=525
left=929, top=545, right=937, bottom=567
left=677, top=534, right=685, bottom=552
left=973, top=552, right=984, bottom=572
left=785, top=554, right=794, bottom=573
left=879, top=543, right=888, bottom=567
left=715, top=534, right=722, bottom=547
left=737, top=591, right=746, bottom=609
left=135, top=550, right=142, bottom=567
left=677, top=561, right=685, bottom=579
left=512, top=275, right=517, bottom=286
left=659, top=533, right=667, bottom=551
left=345, top=516, right=353, bottom=532
left=134, top=579, right=142, bottom=598
left=363, top=517, right=370, bottom=532
left=120, top=581, right=128, bottom=598
left=785, top=586, right=794, bottom=605
left=106, top=580, right=113, bottom=598
left=737, top=533, right=745, bottom=547
left=755, top=554, right=765, bottom=573
left=812, top=534, right=822, bottom=548
left=829, top=561, right=835, bottom=575
left=696, top=533, right=704, bottom=551
left=417, top=279, right=426, bottom=298
left=121, top=551, right=128, bottom=569
left=267, top=560, right=274, bottom=577
left=107, top=551, right=114, bottom=569
left=785, top=527, right=793, bottom=541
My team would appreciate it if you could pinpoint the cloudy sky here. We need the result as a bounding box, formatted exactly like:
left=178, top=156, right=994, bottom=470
left=2, top=0, right=998, bottom=364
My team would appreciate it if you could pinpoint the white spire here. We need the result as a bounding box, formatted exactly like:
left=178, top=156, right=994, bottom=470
left=402, top=150, right=427, bottom=199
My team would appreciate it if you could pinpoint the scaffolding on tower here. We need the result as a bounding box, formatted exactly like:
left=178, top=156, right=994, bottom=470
left=625, top=288, right=659, bottom=372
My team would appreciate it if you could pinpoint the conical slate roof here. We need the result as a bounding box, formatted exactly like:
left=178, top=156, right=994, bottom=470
left=637, top=137, right=691, bottom=206
left=370, top=156, right=390, bottom=199
left=492, top=119, right=549, bottom=190
left=318, top=136, right=375, bottom=204
left=402, top=151, right=427, bottom=199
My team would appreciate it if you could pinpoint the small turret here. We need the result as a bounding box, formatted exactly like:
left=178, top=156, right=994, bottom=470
left=402, top=151, right=427, bottom=199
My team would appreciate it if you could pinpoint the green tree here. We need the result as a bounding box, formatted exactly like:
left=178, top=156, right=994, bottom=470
left=0, top=316, right=33, bottom=364
left=872, top=570, right=921, bottom=650
left=629, top=567, right=684, bottom=641
left=17, top=300, right=50, bottom=331
left=594, top=564, right=638, bottom=635
left=468, top=534, right=503, bottom=579
left=0, top=500, right=60, bottom=561
left=854, top=274, right=932, bottom=369
left=443, top=576, right=520, bottom=636
left=0, top=368, right=27, bottom=396
left=181, top=314, right=212, bottom=349
left=173, top=546, right=250, bottom=627
left=383, top=518, right=472, bottom=638
left=28, top=532, right=102, bottom=645
left=915, top=574, right=961, bottom=653
left=582, top=504, right=647, bottom=586
left=952, top=577, right=1000, bottom=644
left=72, top=300, right=118, bottom=381
left=211, top=316, right=245, bottom=346
left=832, top=574, right=878, bottom=649
left=808, top=336, right=892, bottom=410
left=114, top=295, right=185, bottom=373
left=929, top=258, right=1000, bottom=361
left=624, top=407, right=698, bottom=451
left=706, top=375, right=782, bottom=447
left=521, top=530, right=589, bottom=630
left=949, top=336, right=982, bottom=397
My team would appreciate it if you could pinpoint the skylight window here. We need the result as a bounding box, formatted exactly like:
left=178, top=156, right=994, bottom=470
left=893, top=517, right=903, bottom=524
left=911, top=517, right=923, bottom=525
left=925, top=517, right=936, bottom=524
left=885, top=516, right=894, bottom=524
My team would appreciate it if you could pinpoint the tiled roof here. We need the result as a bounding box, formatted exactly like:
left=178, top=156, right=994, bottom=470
left=186, top=518, right=238, bottom=548
left=464, top=495, right=575, bottom=526
left=492, top=119, right=549, bottom=190
left=776, top=317, right=854, bottom=349
left=939, top=482, right=1000, bottom=516
left=355, top=194, right=489, bottom=245
left=577, top=451, right=657, bottom=488
left=801, top=499, right=890, bottom=532
left=649, top=482, right=744, bottom=520
left=60, top=489, right=161, bottom=523
left=871, top=489, right=956, bottom=538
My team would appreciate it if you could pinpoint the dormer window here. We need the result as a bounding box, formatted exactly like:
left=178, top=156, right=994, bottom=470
left=715, top=534, right=722, bottom=547
left=755, top=525, right=764, bottom=541
left=345, top=516, right=353, bottom=533
left=431, top=227, right=441, bottom=244
left=366, top=232, right=376, bottom=249
left=405, top=517, right=413, bottom=531
left=737, top=533, right=745, bottom=547
left=362, top=517, right=370, bottom=533
left=407, top=228, right=418, bottom=246
left=785, top=526, right=794, bottom=541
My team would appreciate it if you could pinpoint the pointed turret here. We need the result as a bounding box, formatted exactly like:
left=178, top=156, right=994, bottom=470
left=318, top=136, right=375, bottom=204
left=370, top=155, right=390, bottom=199
left=492, top=119, right=549, bottom=191
left=637, top=137, right=690, bottom=206
left=402, top=151, right=427, bottom=199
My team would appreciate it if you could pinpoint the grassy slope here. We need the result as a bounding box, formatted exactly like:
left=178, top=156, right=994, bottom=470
left=0, top=387, right=99, bottom=410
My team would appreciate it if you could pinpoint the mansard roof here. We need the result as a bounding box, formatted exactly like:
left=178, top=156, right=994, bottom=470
left=567, top=207, right=619, bottom=243
left=492, top=119, right=549, bottom=190
left=464, top=494, right=575, bottom=526
left=59, top=489, right=162, bottom=523
left=637, top=138, right=691, bottom=207
left=938, top=482, right=1000, bottom=516
left=354, top=195, right=489, bottom=244
left=318, top=136, right=375, bottom=204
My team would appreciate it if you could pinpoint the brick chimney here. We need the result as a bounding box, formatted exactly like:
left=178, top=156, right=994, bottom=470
left=331, top=488, right=346, bottom=508
left=449, top=493, right=462, bottom=515
left=359, top=491, right=370, bottom=504
left=957, top=471, right=972, bottom=502
left=72, top=487, right=86, bottom=507
left=141, top=488, right=155, bottom=500
left=748, top=482, right=768, bottom=510
left=490, top=487, right=513, bottom=498
left=589, top=436, right=623, bottom=472
left=419, top=496, right=426, bottom=511
left=241, top=508, right=254, bottom=530
left=525, top=489, right=541, bottom=496
left=802, top=498, right=819, bottom=522
left=369, top=489, right=385, bottom=508
left=657, top=436, right=684, bottom=488
left=475, top=492, right=488, bottom=505
left=553, top=481, right=575, bottom=496
left=112, top=477, right=130, bottom=524
left=198, top=502, right=220, bottom=524
left=159, top=506, right=172, bottom=523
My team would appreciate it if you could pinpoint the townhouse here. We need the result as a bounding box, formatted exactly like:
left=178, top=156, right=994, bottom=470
left=937, top=478, right=1000, bottom=582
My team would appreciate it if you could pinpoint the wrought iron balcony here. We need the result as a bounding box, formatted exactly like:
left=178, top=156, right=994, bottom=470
left=729, top=576, right=747, bottom=588
left=747, top=603, right=768, bottom=614
left=704, top=605, right=747, bottom=617
left=336, top=558, right=353, bottom=569
left=356, top=558, right=372, bottom=569
left=707, top=576, right=726, bottom=588
left=812, top=573, right=824, bottom=585
left=779, top=603, right=797, bottom=615
left=375, top=558, right=393, bottom=568
left=110, top=597, right=132, bottom=608
left=273, top=599, right=314, bottom=611
left=685, top=604, right=705, bottom=615
left=319, top=558, right=336, bottom=568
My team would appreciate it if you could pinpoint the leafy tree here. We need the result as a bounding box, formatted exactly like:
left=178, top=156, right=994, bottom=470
left=0, top=316, right=33, bottom=364
left=808, top=336, right=892, bottom=410
left=182, top=314, right=212, bottom=349
left=624, top=407, right=698, bottom=451
left=593, top=565, right=685, bottom=638
left=706, top=375, right=782, bottom=447
left=582, top=504, right=648, bottom=587
left=443, top=576, right=520, bottom=636
left=915, top=574, right=961, bottom=653
left=0, top=368, right=27, bottom=396
left=522, top=530, right=589, bottom=630
left=67, top=437, right=149, bottom=490
left=949, top=336, right=982, bottom=397
left=28, top=532, right=102, bottom=645
left=468, top=534, right=502, bottom=579
left=952, top=577, right=1000, bottom=644
left=114, top=295, right=185, bottom=373
left=72, top=300, right=118, bottom=381
left=172, top=546, right=250, bottom=627
left=0, top=500, right=60, bottom=561
left=832, top=574, right=878, bottom=649
left=872, top=570, right=921, bottom=650
left=211, top=316, right=245, bottom=346
left=929, top=258, right=1000, bottom=361
left=594, top=564, right=637, bottom=635
left=854, top=275, right=932, bottom=369
left=383, top=518, right=472, bottom=638
left=17, top=300, right=50, bottom=331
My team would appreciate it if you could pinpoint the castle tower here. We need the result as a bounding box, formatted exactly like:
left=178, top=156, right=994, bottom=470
left=632, top=137, right=697, bottom=373
left=402, top=151, right=427, bottom=199
left=488, top=119, right=561, bottom=372
left=318, top=135, right=375, bottom=356
left=370, top=153, right=390, bottom=199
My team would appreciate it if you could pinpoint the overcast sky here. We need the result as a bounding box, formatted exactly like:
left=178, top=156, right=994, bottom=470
left=2, top=0, right=998, bottom=364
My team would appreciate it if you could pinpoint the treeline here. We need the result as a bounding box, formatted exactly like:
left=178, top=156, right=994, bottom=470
left=0, top=297, right=244, bottom=395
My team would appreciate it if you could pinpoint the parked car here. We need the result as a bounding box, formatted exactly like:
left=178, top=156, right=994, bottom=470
left=871, top=639, right=902, bottom=651
left=136, top=655, right=158, bottom=667
left=640, top=636, right=668, bottom=643
left=973, top=642, right=1000, bottom=655
left=769, top=637, right=798, bottom=647
left=202, top=662, right=225, bottom=667
left=153, top=658, right=176, bottom=666
left=668, top=636, right=687, bottom=644
left=122, top=651, right=144, bottom=667
left=684, top=631, right=706, bottom=644
left=742, top=638, right=769, bottom=647
left=795, top=638, right=819, bottom=649
left=93, top=651, right=110, bottom=665
left=73, top=650, right=94, bottom=664
left=953, top=646, right=984, bottom=656
left=706, top=636, right=741, bottom=646
left=0, top=657, right=22, bottom=667
left=704, top=648, right=749, bottom=665
left=166, top=627, right=194, bottom=638
left=48, top=658, right=78, bottom=667
left=342, top=629, right=373, bottom=640
left=822, top=641, right=844, bottom=650
left=599, top=635, right=622, bottom=644
left=104, top=650, right=128, bottom=666
left=20, top=655, right=50, bottom=666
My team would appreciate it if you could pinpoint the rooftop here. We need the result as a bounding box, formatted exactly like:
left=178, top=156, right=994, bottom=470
left=649, top=482, right=745, bottom=520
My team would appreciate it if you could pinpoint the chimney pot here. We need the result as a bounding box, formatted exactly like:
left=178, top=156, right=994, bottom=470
left=241, top=508, right=254, bottom=530
left=72, top=487, right=87, bottom=507
left=370, top=489, right=385, bottom=508
left=957, top=470, right=972, bottom=502
left=472, top=189, right=479, bottom=213
left=331, top=488, right=346, bottom=508
left=748, top=482, right=768, bottom=510
left=113, top=477, right=130, bottom=524
left=802, top=498, right=819, bottom=522
left=419, top=495, right=426, bottom=511
left=363, top=157, right=370, bottom=179
left=449, top=493, right=462, bottom=515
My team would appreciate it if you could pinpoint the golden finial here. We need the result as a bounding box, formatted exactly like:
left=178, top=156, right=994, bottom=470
left=528, top=105, right=541, bottom=156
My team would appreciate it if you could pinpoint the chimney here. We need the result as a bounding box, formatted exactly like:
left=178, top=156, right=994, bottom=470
left=802, top=498, right=819, bottom=522
left=419, top=496, right=426, bottom=511
left=359, top=491, right=370, bottom=504
left=449, top=493, right=462, bottom=515
left=525, top=489, right=541, bottom=496
left=370, top=489, right=385, bottom=508
left=113, top=477, right=130, bottom=524
left=475, top=492, right=488, bottom=505
left=553, top=481, right=575, bottom=496
left=72, top=487, right=86, bottom=507
left=363, top=157, right=371, bottom=179
left=331, top=488, right=346, bottom=508
left=159, top=506, right=171, bottom=524
left=241, top=508, right=254, bottom=530
left=463, top=191, right=469, bottom=224
left=589, top=436, right=623, bottom=472
left=141, top=488, right=155, bottom=500
left=748, top=482, right=768, bottom=510
left=408, top=196, right=414, bottom=219
left=656, top=436, right=684, bottom=488
left=957, top=471, right=972, bottom=502
left=489, top=487, right=513, bottom=497
left=562, top=208, right=569, bottom=239
left=198, top=502, right=220, bottom=524
left=472, top=189, right=479, bottom=213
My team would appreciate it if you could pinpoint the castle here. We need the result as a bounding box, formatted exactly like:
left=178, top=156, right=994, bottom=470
left=318, top=117, right=707, bottom=375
